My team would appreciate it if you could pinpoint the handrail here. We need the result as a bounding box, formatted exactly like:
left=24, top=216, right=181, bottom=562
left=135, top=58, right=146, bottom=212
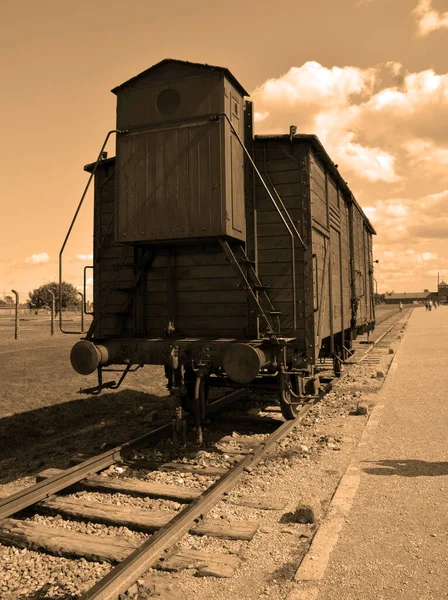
left=213, top=112, right=310, bottom=332
left=261, top=170, right=308, bottom=249
left=213, top=113, right=308, bottom=251
left=262, top=168, right=303, bottom=330
left=312, top=254, right=318, bottom=311
left=59, top=130, right=124, bottom=334
left=356, top=270, right=365, bottom=299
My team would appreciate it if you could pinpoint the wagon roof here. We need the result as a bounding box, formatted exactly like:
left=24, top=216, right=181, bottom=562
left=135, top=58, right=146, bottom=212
left=111, top=58, right=249, bottom=96
left=255, top=134, right=376, bottom=235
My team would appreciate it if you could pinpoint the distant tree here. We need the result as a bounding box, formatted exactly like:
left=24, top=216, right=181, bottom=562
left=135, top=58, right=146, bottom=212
left=0, top=299, right=6, bottom=305
left=4, top=295, right=14, bottom=304
left=423, top=288, right=429, bottom=293
left=27, top=282, right=80, bottom=315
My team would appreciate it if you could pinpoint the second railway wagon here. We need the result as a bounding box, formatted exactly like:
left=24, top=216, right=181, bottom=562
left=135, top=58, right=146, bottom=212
left=68, top=58, right=376, bottom=423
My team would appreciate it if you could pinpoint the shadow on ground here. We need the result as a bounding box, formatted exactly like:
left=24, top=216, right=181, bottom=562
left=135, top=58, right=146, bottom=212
left=0, top=388, right=173, bottom=485
left=363, top=459, right=448, bottom=477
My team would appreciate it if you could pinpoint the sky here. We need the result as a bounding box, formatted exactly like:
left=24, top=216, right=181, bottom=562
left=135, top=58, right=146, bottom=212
left=1, top=0, right=448, bottom=300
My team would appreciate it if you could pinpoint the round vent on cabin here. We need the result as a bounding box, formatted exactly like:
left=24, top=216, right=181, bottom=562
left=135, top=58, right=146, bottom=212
left=156, top=89, right=180, bottom=115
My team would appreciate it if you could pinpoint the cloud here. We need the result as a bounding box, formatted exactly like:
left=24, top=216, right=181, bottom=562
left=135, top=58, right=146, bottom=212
left=253, top=61, right=375, bottom=109
left=76, top=277, right=93, bottom=291
left=365, top=189, right=448, bottom=291
left=25, top=252, right=49, bottom=265
left=75, top=253, right=93, bottom=261
left=331, top=132, right=399, bottom=183
left=413, top=0, right=448, bottom=36
left=251, top=61, right=403, bottom=183
left=251, top=61, right=448, bottom=186
left=367, top=189, right=448, bottom=242
left=404, top=139, right=448, bottom=174
left=250, top=59, right=448, bottom=291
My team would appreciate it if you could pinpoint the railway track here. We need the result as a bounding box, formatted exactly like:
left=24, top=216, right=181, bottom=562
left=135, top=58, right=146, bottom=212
left=0, top=308, right=409, bottom=600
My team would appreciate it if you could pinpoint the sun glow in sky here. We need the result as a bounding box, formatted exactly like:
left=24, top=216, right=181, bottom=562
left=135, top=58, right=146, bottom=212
left=1, top=0, right=448, bottom=298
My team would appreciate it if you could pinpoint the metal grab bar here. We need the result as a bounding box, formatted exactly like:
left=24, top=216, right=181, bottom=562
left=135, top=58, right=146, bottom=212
left=262, top=167, right=297, bottom=331
left=59, top=130, right=124, bottom=334
left=312, top=254, right=319, bottom=311
left=213, top=112, right=310, bottom=333
left=213, top=113, right=308, bottom=251
left=356, top=270, right=365, bottom=299
left=261, top=169, right=308, bottom=250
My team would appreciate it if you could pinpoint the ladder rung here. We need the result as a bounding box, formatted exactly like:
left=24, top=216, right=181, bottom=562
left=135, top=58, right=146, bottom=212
left=253, top=284, right=270, bottom=291
left=269, top=311, right=282, bottom=316
left=238, top=257, right=256, bottom=265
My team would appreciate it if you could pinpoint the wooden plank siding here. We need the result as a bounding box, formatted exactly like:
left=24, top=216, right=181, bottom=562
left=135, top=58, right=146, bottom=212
left=93, top=162, right=248, bottom=339
left=340, top=199, right=352, bottom=332
left=309, top=151, right=353, bottom=356
left=92, top=132, right=374, bottom=363
left=349, top=203, right=375, bottom=329
left=115, top=63, right=246, bottom=244
left=253, top=140, right=311, bottom=349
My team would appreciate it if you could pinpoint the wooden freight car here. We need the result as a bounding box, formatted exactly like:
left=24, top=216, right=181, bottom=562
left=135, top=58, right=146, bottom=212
left=252, top=135, right=376, bottom=371
left=67, top=59, right=376, bottom=424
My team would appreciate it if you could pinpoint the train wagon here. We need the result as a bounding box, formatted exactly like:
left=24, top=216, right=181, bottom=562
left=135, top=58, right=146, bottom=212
left=67, top=58, right=376, bottom=425
left=252, top=135, right=376, bottom=368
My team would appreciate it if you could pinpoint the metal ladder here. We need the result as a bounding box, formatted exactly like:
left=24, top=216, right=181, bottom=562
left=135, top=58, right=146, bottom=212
left=219, top=239, right=281, bottom=339
left=86, top=247, right=156, bottom=340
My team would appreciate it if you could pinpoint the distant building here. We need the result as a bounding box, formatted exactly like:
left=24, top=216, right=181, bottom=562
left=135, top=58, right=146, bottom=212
left=384, top=292, right=431, bottom=304
left=438, top=281, right=448, bottom=303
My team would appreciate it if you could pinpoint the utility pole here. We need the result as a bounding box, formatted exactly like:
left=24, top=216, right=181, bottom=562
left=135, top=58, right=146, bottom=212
left=49, top=290, right=55, bottom=336
left=11, top=289, right=19, bottom=340
left=78, top=291, right=84, bottom=332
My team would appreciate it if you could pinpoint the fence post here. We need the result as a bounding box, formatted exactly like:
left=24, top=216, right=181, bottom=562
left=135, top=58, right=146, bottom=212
left=78, top=291, right=84, bottom=332
left=11, top=289, right=19, bottom=340
left=49, top=290, right=55, bottom=336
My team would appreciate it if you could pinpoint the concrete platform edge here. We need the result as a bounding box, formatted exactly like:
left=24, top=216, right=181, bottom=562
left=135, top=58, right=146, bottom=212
left=285, top=322, right=405, bottom=600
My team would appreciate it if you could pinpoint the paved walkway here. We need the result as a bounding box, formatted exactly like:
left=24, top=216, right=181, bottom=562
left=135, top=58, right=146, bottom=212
left=291, top=306, right=448, bottom=600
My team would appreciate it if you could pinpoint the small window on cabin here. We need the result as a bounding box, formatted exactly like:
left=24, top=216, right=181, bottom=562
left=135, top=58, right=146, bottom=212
left=232, top=99, right=239, bottom=119
left=156, top=89, right=181, bottom=115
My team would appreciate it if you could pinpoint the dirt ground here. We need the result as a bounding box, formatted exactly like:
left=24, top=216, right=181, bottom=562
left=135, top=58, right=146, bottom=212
left=0, top=318, right=173, bottom=490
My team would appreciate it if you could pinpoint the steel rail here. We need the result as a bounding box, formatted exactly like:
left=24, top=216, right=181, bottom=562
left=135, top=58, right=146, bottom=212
left=81, top=399, right=318, bottom=600
left=0, top=389, right=247, bottom=521
left=345, top=309, right=412, bottom=368
left=375, top=307, right=401, bottom=326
